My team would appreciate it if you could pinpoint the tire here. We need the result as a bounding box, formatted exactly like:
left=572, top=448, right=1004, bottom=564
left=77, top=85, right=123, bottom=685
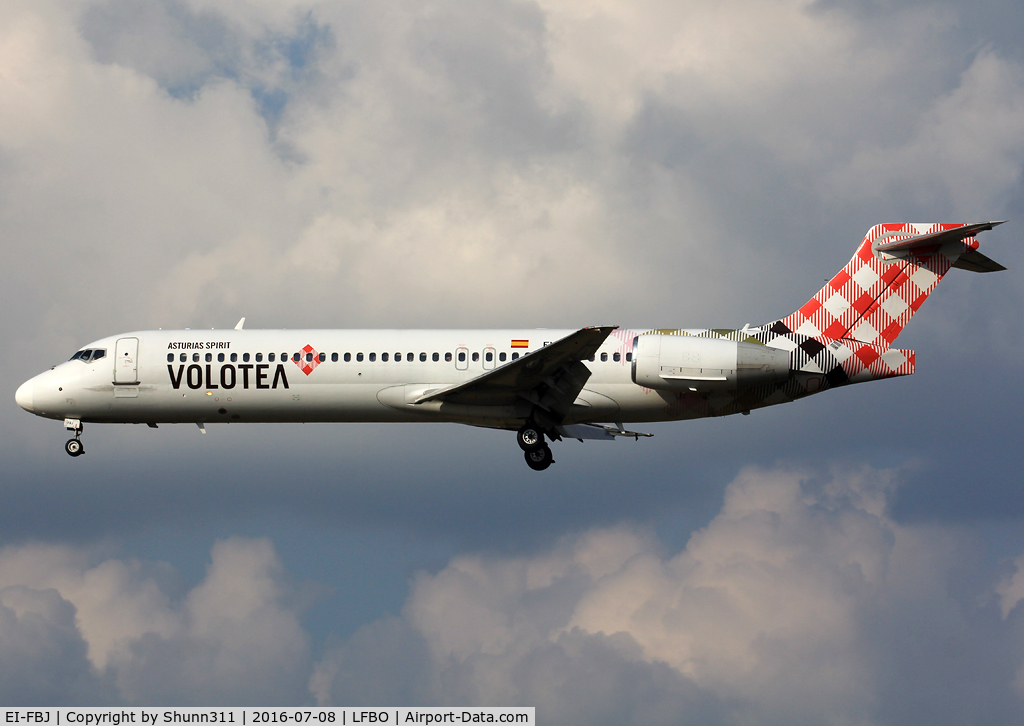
left=524, top=444, right=553, bottom=471
left=65, top=439, right=83, bottom=457
left=517, top=425, right=544, bottom=452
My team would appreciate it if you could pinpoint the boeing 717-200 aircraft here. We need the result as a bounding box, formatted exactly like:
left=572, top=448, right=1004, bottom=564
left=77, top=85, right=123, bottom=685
left=15, top=222, right=1007, bottom=470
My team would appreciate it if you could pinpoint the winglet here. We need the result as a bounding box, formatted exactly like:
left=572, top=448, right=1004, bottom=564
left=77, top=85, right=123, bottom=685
left=234, top=317, right=246, bottom=330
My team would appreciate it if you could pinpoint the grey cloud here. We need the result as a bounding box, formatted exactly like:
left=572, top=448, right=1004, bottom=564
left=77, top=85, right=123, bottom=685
left=3, top=466, right=1024, bottom=718
left=0, top=538, right=313, bottom=705
left=80, top=0, right=239, bottom=98
left=5, top=0, right=1024, bottom=351
left=311, top=466, right=1024, bottom=724
left=79, top=0, right=334, bottom=126
left=0, top=586, right=114, bottom=704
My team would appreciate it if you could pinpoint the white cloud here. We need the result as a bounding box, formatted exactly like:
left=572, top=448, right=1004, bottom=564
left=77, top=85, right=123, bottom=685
left=0, top=537, right=312, bottom=705
left=313, top=465, right=1024, bottom=724
left=0, top=585, right=113, bottom=704
left=3, top=0, right=1023, bottom=365
left=2, top=467, right=1024, bottom=718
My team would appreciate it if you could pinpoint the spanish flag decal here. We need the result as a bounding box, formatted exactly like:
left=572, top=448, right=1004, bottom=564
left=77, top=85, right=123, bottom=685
left=511, top=339, right=529, bottom=348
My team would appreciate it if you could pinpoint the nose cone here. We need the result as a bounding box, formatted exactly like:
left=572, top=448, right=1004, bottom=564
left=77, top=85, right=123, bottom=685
left=15, top=379, right=34, bottom=413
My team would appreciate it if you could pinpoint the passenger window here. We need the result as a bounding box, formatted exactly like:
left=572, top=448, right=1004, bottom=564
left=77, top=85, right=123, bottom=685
left=307, top=353, right=314, bottom=362
left=445, top=352, right=452, bottom=362
left=613, top=352, right=621, bottom=362
left=601, top=352, right=608, bottom=362
left=625, top=352, right=632, bottom=362
left=269, top=353, right=276, bottom=362
left=332, top=353, right=338, bottom=362
left=167, top=353, right=174, bottom=362
left=292, top=353, right=300, bottom=362
left=319, top=353, right=326, bottom=362
left=432, top=352, right=439, bottom=362
left=180, top=353, right=187, bottom=362
left=457, top=352, right=466, bottom=362
left=231, top=353, right=237, bottom=362
left=499, top=352, right=506, bottom=362
left=218, top=353, right=225, bottom=362
left=382, top=352, right=389, bottom=362
left=589, top=356, right=595, bottom=362
left=92, top=349, right=105, bottom=361
left=193, top=353, right=200, bottom=362
left=356, top=353, right=363, bottom=362
left=369, top=352, right=376, bottom=362
left=472, top=352, right=479, bottom=362
left=344, top=353, right=351, bottom=362
left=243, top=353, right=250, bottom=362
left=420, top=352, right=427, bottom=362
left=256, top=353, right=263, bottom=362
left=485, top=352, right=493, bottom=362
left=512, top=352, right=520, bottom=360
left=408, top=353, right=414, bottom=362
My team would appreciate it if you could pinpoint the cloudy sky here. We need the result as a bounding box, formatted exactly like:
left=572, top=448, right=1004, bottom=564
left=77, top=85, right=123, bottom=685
left=1, top=0, right=1023, bottom=719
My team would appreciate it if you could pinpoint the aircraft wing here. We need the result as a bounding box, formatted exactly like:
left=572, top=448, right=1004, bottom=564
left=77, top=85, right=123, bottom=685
left=414, top=326, right=617, bottom=409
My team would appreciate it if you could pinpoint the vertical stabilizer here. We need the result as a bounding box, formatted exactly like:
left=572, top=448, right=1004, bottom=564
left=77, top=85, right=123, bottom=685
left=770, top=222, right=1005, bottom=346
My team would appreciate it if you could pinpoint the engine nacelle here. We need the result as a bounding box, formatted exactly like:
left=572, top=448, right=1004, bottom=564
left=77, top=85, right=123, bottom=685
left=631, top=334, right=791, bottom=391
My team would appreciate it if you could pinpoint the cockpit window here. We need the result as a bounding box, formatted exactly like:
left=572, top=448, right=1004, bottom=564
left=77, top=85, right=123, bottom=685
left=70, top=348, right=105, bottom=362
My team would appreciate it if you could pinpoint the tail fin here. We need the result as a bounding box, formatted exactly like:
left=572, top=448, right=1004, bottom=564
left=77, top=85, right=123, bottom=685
left=770, top=221, right=1006, bottom=346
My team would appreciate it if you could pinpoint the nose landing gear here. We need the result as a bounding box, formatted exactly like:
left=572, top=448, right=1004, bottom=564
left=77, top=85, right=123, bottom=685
left=65, top=437, right=84, bottom=457
left=64, top=418, right=84, bottom=457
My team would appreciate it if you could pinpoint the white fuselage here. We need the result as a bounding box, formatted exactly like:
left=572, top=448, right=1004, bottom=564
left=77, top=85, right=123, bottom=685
left=17, top=328, right=675, bottom=430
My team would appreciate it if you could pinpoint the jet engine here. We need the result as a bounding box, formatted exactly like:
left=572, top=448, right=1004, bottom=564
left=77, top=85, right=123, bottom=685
left=631, top=334, right=791, bottom=391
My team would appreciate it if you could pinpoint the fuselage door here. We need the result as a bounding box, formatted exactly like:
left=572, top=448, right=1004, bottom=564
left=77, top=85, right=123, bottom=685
left=483, top=346, right=496, bottom=370
left=114, top=337, right=139, bottom=384
left=455, top=346, right=469, bottom=371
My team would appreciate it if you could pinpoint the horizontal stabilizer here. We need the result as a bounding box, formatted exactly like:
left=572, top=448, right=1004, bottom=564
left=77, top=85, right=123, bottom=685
left=873, top=220, right=1006, bottom=255
left=952, top=249, right=1007, bottom=273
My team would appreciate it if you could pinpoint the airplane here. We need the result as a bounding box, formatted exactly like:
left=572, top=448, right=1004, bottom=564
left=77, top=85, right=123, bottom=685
left=15, top=222, right=1007, bottom=470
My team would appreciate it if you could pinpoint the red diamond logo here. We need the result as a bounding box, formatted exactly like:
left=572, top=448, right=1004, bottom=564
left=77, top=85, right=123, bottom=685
left=295, top=344, right=320, bottom=376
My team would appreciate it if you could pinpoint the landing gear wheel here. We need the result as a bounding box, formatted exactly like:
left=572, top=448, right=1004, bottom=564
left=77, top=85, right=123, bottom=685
left=524, top=444, right=554, bottom=471
left=65, top=438, right=83, bottom=457
left=517, top=424, right=544, bottom=452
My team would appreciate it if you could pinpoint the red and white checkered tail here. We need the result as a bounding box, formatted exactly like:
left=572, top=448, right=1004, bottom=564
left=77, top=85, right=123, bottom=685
left=773, top=222, right=1006, bottom=346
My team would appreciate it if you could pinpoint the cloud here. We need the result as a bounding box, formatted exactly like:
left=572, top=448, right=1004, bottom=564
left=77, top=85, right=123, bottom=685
left=1, top=0, right=1023, bottom=713
left=313, top=465, right=1024, bottom=724
left=0, top=586, right=113, bottom=704
left=3, top=0, right=1023, bottom=362
left=3, top=466, right=1024, bottom=719
left=0, top=537, right=312, bottom=705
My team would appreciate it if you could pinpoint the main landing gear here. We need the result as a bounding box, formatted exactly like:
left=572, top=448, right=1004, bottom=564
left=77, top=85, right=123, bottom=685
left=518, top=423, right=554, bottom=471
left=64, top=419, right=84, bottom=457
left=524, top=444, right=554, bottom=471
